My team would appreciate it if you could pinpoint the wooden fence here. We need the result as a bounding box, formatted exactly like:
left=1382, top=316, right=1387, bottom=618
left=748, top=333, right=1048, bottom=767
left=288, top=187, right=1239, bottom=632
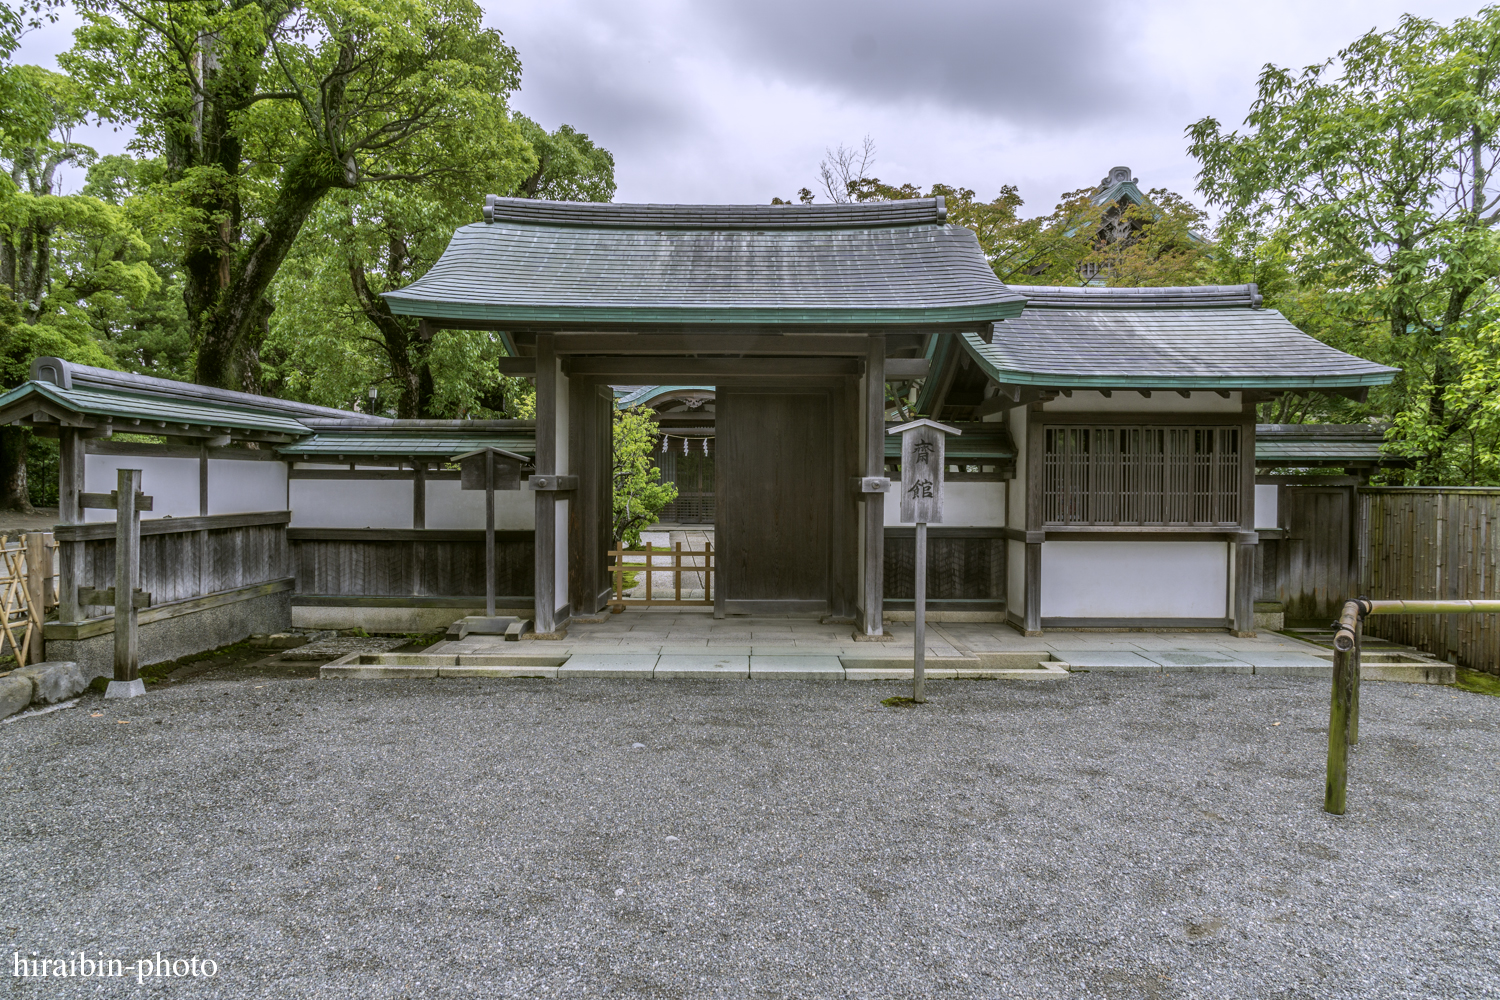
left=1360, top=488, right=1500, bottom=672
left=0, top=532, right=55, bottom=663
left=288, top=528, right=534, bottom=606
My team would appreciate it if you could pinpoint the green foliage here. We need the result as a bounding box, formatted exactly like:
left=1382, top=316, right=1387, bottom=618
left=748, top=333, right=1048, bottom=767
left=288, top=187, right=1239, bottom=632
left=612, top=405, right=676, bottom=548
left=509, top=116, right=616, bottom=201
left=1189, top=8, right=1500, bottom=484
left=62, top=0, right=529, bottom=389
left=263, top=112, right=609, bottom=417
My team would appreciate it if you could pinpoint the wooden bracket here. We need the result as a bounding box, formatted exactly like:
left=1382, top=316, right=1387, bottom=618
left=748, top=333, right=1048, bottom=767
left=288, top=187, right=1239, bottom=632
left=496, top=357, right=538, bottom=376
left=884, top=359, right=929, bottom=380
left=80, top=491, right=154, bottom=512
left=79, top=587, right=152, bottom=608
left=851, top=477, right=892, bottom=493
left=528, top=475, right=579, bottom=491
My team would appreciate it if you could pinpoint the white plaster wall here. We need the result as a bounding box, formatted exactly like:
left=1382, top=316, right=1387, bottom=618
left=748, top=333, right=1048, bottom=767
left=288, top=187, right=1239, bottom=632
left=208, top=459, right=287, bottom=515
left=84, top=454, right=199, bottom=521
left=424, top=479, right=533, bottom=530
left=1040, top=541, right=1229, bottom=619
left=1041, top=391, right=1242, bottom=414
left=288, top=479, right=412, bottom=528
left=1254, top=484, right=1279, bottom=529
left=883, top=481, right=1004, bottom=527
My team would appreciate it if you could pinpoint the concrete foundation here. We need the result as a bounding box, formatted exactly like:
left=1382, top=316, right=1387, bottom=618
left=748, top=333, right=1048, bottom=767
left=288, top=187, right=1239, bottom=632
left=47, top=590, right=292, bottom=682
left=292, top=606, right=524, bottom=633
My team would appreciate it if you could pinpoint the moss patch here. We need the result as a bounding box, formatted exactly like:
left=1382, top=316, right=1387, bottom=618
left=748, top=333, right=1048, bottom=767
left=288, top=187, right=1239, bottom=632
left=881, top=696, right=924, bottom=707
left=1455, top=668, right=1500, bottom=697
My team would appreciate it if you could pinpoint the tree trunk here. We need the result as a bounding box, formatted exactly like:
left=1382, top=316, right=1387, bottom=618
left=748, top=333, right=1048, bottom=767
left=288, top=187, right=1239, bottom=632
left=0, top=427, right=33, bottom=513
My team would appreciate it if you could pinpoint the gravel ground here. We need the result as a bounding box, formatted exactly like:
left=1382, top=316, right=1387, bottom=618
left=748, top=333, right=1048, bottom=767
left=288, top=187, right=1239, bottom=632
left=1, top=670, right=1497, bottom=999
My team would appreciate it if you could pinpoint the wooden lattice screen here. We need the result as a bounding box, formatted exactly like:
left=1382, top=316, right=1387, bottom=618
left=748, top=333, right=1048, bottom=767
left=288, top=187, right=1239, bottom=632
left=0, top=532, right=56, bottom=665
left=1043, top=425, right=1241, bottom=526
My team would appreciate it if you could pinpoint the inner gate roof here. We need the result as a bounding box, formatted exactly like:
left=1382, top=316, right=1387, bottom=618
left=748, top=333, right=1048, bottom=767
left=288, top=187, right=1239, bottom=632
left=383, top=197, right=1027, bottom=331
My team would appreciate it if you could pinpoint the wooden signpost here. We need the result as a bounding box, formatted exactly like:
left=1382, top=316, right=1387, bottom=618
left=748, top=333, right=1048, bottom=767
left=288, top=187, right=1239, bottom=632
left=453, top=447, right=527, bottom=623
left=81, top=468, right=154, bottom=699
left=888, top=419, right=961, bottom=703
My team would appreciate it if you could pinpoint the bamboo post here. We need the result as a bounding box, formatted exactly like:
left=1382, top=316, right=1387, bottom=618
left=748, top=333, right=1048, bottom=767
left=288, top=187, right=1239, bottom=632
left=23, top=531, right=46, bottom=663
left=674, top=542, right=682, bottom=602
left=644, top=542, right=653, bottom=604
left=705, top=542, right=712, bottom=602
left=1351, top=613, right=1362, bottom=745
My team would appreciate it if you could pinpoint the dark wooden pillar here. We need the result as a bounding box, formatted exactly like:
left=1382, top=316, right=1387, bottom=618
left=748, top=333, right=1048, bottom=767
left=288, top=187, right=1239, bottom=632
left=533, top=334, right=559, bottom=633
left=412, top=461, right=427, bottom=529
left=569, top=383, right=610, bottom=619
left=1233, top=404, right=1258, bottom=636
left=860, top=335, right=886, bottom=636
left=56, top=427, right=85, bottom=624
left=1022, top=401, right=1044, bottom=635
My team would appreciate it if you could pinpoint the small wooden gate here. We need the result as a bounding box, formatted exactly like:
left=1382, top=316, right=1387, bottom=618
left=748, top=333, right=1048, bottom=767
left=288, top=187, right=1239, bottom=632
left=609, top=542, right=714, bottom=609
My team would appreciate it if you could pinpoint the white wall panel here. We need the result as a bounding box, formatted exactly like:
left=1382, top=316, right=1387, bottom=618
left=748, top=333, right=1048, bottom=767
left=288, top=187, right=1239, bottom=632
left=424, top=479, right=533, bottom=530
left=1254, top=484, right=1279, bottom=529
left=289, top=479, right=411, bottom=528
left=208, top=459, right=287, bottom=515
left=84, top=454, right=199, bottom=521
left=883, top=480, right=1004, bottom=527
left=1041, top=541, right=1229, bottom=619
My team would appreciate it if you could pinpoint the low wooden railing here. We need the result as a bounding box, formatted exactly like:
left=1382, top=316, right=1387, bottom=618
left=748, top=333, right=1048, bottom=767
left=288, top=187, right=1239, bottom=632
left=609, top=542, right=713, bottom=610
left=1326, top=598, right=1500, bottom=815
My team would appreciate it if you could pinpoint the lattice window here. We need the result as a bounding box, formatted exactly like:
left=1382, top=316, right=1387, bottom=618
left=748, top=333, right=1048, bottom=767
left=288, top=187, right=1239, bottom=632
left=1043, top=425, right=1241, bottom=526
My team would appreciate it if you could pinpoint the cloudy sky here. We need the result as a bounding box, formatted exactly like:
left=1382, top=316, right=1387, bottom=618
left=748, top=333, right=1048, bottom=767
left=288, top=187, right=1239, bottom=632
left=18, top=0, right=1486, bottom=214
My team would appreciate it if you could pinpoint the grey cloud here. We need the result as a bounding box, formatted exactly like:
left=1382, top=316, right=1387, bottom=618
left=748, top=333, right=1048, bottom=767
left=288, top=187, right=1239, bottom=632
left=692, top=0, right=1148, bottom=122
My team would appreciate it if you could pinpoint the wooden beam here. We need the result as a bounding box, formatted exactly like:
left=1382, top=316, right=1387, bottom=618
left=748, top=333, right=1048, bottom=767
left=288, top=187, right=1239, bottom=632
left=53, top=511, right=290, bottom=543
left=552, top=333, right=875, bottom=355
left=562, top=357, right=863, bottom=379
left=412, top=461, right=426, bottom=529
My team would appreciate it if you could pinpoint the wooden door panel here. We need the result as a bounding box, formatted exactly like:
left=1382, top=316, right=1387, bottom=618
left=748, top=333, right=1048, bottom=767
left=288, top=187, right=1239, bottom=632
left=716, top=389, right=832, bottom=614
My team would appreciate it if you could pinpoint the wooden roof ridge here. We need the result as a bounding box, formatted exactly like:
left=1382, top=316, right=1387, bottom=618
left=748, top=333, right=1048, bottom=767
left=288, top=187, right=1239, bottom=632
left=30, top=356, right=384, bottom=424
left=1003, top=284, right=1264, bottom=310
left=480, top=195, right=947, bottom=230
left=1256, top=423, right=1388, bottom=440
left=296, top=418, right=534, bottom=430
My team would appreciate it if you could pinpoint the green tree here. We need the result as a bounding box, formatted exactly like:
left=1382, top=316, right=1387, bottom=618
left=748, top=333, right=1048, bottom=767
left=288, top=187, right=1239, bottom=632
left=1188, top=8, right=1500, bottom=483
left=63, top=0, right=525, bottom=391
left=263, top=116, right=611, bottom=418
left=0, top=67, right=147, bottom=511
left=612, top=405, right=675, bottom=548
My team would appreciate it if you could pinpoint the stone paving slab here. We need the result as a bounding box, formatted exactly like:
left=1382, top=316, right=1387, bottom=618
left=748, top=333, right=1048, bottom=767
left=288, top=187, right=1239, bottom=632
left=556, top=654, right=658, bottom=679
left=1052, top=651, right=1160, bottom=672
left=653, top=653, right=750, bottom=679
left=749, top=655, right=844, bottom=678
left=1143, top=651, right=1254, bottom=673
